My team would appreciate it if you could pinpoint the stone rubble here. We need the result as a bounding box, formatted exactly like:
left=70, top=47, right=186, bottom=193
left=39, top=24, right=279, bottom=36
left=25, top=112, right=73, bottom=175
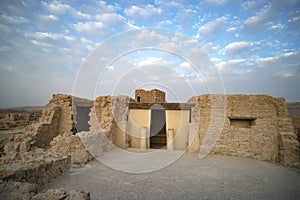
left=0, top=182, right=90, bottom=200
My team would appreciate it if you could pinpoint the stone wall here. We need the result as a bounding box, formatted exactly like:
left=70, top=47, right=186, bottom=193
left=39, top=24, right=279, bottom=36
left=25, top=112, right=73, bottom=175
left=135, top=89, right=166, bottom=103
left=48, top=94, right=75, bottom=135
left=189, top=94, right=300, bottom=168
left=93, top=95, right=131, bottom=149
left=50, top=133, right=93, bottom=167
left=0, top=183, right=90, bottom=200
left=20, top=94, right=76, bottom=148
left=0, top=148, right=70, bottom=185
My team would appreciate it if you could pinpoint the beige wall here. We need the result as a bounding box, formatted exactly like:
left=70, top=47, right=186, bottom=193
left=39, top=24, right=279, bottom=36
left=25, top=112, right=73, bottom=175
left=188, top=94, right=299, bottom=168
left=127, top=109, right=150, bottom=148
left=166, top=110, right=190, bottom=150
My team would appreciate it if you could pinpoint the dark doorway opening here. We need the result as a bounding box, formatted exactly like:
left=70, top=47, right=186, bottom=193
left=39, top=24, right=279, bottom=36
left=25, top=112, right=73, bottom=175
left=75, top=106, right=92, bottom=132
left=150, top=109, right=167, bottom=149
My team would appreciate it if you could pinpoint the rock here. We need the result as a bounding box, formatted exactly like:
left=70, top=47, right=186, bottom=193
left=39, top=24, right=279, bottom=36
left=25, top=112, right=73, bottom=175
left=0, top=181, right=38, bottom=200
left=67, top=190, right=91, bottom=200
left=31, top=188, right=90, bottom=200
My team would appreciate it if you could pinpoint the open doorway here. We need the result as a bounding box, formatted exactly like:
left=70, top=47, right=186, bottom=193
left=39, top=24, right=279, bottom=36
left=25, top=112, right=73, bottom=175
left=75, top=106, right=92, bottom=132
left=150, top=109, right=167, bottom=149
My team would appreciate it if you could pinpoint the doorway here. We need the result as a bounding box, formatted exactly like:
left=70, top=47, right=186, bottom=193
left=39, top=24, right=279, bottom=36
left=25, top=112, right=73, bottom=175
left=150, top=109, right=167, bottom=149
left=75, top=106, right=92, bottom=132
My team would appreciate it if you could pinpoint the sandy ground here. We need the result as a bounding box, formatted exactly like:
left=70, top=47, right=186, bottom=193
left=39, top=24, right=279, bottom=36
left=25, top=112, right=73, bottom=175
left=40, top=153, right=300, bottom=200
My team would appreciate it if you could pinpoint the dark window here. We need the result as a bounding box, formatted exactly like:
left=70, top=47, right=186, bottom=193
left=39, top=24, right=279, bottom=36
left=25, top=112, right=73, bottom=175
left=229, top=118, right=255, bottom=128
left=137, top=96, right=141, bottom=102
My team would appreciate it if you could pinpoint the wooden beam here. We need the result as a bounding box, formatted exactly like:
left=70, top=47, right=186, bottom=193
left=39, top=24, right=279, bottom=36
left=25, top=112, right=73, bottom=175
left=129, top=102, right=195, bottom=110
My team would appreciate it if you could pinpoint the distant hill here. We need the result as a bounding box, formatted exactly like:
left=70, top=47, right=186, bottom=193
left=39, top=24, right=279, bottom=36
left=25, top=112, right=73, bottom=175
left=287, top=102, right=300, bottom=117
left=0, top=106, right=44, bottom=113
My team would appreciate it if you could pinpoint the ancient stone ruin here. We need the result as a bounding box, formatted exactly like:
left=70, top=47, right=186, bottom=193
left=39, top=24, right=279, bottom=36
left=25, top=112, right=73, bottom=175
left=0, top=108, right=41, bottom=131
left=0, top=89, right=299, bottom=199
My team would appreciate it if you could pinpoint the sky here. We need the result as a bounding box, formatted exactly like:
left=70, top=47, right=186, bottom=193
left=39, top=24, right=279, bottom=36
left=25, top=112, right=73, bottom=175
left=0, top=0, right=299, bottom=107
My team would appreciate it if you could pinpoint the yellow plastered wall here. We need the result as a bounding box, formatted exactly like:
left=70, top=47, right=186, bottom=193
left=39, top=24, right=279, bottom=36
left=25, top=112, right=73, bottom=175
left=166, top=110, right=190, bottom=150
left=128, top=109, right=150, bottom=148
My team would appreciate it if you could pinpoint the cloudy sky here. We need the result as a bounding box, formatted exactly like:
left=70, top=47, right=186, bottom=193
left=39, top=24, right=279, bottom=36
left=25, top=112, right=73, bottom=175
left=0, top=0, right=299, bottom=107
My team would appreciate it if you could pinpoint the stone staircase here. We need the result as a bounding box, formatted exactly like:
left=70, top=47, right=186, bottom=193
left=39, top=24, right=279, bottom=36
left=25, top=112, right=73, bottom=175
left=150, top=132, right=166, bottom=149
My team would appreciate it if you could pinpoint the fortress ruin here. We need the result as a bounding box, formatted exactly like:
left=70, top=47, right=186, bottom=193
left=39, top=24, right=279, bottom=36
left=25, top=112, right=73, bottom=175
left=0, top=89, right=299, bottom=197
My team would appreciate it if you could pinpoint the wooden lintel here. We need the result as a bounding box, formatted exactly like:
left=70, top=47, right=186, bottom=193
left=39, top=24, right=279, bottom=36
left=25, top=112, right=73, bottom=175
left=129, top=102, right=195, bottom=110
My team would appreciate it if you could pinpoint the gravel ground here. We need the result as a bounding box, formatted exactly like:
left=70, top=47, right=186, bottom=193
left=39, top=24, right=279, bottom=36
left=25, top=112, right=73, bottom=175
left=41, top=153, right=300, bottom=200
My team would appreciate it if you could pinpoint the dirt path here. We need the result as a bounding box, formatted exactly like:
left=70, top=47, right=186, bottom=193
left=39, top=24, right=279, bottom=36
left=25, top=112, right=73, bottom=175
left=41, top=154, right=300, bottom=200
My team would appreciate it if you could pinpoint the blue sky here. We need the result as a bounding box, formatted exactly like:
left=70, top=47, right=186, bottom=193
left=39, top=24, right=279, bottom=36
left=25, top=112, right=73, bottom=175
left=0, top=0, right=299, bottom=107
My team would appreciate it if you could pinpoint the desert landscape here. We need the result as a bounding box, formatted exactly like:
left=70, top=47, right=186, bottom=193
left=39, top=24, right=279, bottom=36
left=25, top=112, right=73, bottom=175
left=1, top=1, right=300, bottom=199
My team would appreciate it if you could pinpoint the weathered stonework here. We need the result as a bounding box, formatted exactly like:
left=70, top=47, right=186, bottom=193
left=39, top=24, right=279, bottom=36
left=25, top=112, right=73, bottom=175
left=50, top=133, right=93, bottom=167
left=0, top=111, right=41, bottom=130
left=189, top=94, right=300, bottom=168
left=48, top=94, right=75, bottom=135
left=135, top=89, right=166, bottom=103
left=0, top=181, right=38, bottom=200
left=31, top=188, right=90, bottom=200
left=0, top=148, right=70, bottom=185
left=93, top=95, right=131, bottom=149
left=0, top=182, right=90, bottom=200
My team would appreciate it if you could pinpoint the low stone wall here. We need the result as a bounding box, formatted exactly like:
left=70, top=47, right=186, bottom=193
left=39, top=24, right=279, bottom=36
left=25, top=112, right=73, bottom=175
left=0, top=148, right=70, bottom=185
left=32, top=188, right=90, bottom=200
left=0, top=182, right=90, bottom=200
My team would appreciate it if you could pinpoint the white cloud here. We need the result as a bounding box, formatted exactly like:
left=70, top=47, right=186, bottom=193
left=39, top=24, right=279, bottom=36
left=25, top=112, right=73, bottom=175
left=0, top=24, right=12, bottom=33
left=138, top=57, right=163, bottom=66
left=124, top=4, right=162, bottom=21
left=257, top=51, right=300, bottom=70
left=216, top=59, right=250, bottom=73
left=176, top=7, right=198, bottom=29
left=39, top=14, right=59, bottom=21
left=200, top=0, right=227, bottom=7
left=158, top=20, right=173, bottom=26
left=73, top=21, right=105, bottom=35
left=80, top=37, right=92, bottom=44
left=226, top=27, right=237, bottom=33
left=42, top=1, right=91, bottom=19
left=242, top=0, right=267, bottom=11
left=42, top=1, right=72, bottom=14
left=0, top=13, right=30, bottom=24
left=288, top=16, right=300, bottom=24
left=95, top=13, right=125, bottom=24
left=135, top=29, right=166, bottom=42
left=243, top=0, right=298, bottom=33
left=74, top=11, right=92, bottom=19
left=203, top=42, right=220, bottom=53
left=98, top=0, right=118, bottom=13
left=224, top=41, right=251, bottom=57
left=26, top=31, right=75, bottom=42
left=197, top=17, right=227, bottom=38
left=180, top=62, right=192, bottom=69
left=30, top=39, right=53, bottom=48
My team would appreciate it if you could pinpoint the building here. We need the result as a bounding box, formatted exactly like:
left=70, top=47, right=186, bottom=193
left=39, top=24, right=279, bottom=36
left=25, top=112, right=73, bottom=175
left=6, top=90, right=298, bottom=168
